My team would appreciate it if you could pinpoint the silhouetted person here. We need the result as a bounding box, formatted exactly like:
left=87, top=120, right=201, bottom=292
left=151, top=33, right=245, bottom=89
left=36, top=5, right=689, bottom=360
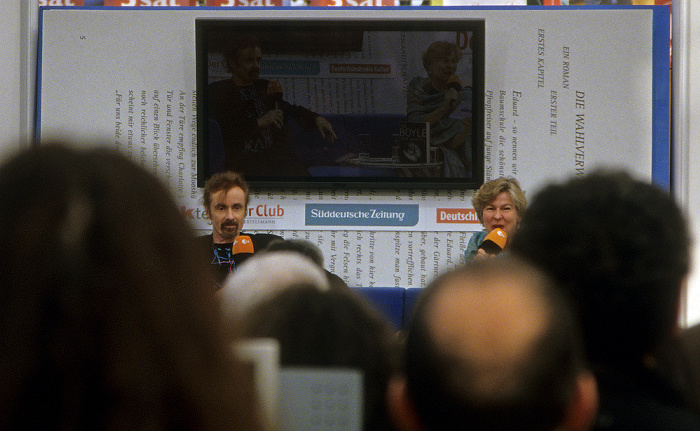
left=0, top=144, right=263, bottom=431
left=263, top=238, right=349, bottom=290
left=512, top=170, right=700, bottom=430
left=388, top=258, right=597, bottom=431
left=207, top=33, right=336, bottom=177
left=239, top=284, right=400, bottom=431
left=221, top=250, right=330, bottom=319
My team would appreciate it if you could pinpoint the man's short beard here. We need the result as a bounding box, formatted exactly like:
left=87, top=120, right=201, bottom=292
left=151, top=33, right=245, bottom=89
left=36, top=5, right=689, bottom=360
left=220, top=223, right=238, bottom=240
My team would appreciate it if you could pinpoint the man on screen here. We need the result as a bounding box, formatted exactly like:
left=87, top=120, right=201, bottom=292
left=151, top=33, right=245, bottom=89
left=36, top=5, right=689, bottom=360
left=196, top=171, right=282, bottom=290
left=207, top=34, right=337, bottom=178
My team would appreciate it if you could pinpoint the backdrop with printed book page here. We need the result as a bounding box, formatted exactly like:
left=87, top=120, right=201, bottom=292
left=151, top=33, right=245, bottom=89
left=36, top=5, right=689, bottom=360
left=36, top=5, right=669, bottom=287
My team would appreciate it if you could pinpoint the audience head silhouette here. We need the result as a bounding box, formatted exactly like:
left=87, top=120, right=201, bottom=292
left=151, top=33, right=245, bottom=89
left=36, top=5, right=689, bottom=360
left=511, top=170, right=691, bottom=367
left=0, top=144, right=262, bottom=431
left=264, top=238, right=325, bottom=267
left=511, top=170, right=700, bottom=430
left=389, top=258, right=596, bottom=431
left=241, top=284, right=400, bottom=431
left=263, top=238, right=349, bottom=290
left=221, top=250, right=330, bottom=320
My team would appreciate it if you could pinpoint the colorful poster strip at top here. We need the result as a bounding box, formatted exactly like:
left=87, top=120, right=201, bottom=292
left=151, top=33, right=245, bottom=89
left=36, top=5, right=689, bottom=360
left=308, top=0, right=393, bottom=5
left=206, top=0, right=286, bottom=5
left=103, top=0, right=197, bottom=5
left=39, top=0, right=86, bottom=5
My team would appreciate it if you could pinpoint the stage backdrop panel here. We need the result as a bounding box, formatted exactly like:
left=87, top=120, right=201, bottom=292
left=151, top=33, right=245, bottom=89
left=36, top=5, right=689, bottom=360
left=37, top=6, right=669, bottom=287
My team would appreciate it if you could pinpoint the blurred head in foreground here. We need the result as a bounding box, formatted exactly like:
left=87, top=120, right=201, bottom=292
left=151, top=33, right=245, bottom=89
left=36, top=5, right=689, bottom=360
left=221, top=250, right=330, bottom=321
left=241, top=284, right=400, bottom=431
left=389, top=258, right=597, bottom=431
left=0, top=144, right=262, bottom=431
left=511, top=170, right=691, bottom=368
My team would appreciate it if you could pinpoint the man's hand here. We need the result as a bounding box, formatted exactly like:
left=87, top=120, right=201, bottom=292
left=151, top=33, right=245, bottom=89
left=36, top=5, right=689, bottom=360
left=315, top=116, right=337, bottom=143
left=257, top=109, right=284, bottom=129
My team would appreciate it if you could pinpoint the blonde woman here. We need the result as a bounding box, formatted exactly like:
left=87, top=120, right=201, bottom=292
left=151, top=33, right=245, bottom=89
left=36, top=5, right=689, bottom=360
left=464, top=177, right=527, bottom=261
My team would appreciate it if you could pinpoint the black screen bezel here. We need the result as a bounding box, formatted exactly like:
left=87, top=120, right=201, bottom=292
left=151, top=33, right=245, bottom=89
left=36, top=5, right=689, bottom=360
left=196, top=16, right=485, bottom=190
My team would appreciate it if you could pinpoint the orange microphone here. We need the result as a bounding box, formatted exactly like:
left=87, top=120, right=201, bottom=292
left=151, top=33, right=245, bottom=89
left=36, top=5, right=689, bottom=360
left=232, top=235, right=255, bottom=254
left=478, top=228, right=507, bottom=255
left=266, top=81, right=283, bottom=110
left=446, top=75, right=462, bottom=110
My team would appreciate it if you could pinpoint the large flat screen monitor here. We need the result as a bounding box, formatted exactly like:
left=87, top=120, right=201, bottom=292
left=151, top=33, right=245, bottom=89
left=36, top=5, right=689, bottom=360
left=196, top=13, right=484, bottom=189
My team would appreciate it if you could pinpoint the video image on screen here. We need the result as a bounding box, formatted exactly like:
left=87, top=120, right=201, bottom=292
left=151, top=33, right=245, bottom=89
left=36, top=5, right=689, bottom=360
left=196, top=18, right=485, bottom=189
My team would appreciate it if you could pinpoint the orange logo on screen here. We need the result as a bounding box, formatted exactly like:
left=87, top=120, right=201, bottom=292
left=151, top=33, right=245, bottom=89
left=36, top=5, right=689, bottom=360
left=103, top=0, right=197, bottom=5
left=436, top=208, right=480, bottom=224
left=206, top=0, right=283, bottom=4
left=309, top=0, right=393, bottom=5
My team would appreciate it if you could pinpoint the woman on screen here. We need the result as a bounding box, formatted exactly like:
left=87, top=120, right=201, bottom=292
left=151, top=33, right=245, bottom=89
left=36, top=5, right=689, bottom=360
left=407, top=41, right=473, bottom=178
